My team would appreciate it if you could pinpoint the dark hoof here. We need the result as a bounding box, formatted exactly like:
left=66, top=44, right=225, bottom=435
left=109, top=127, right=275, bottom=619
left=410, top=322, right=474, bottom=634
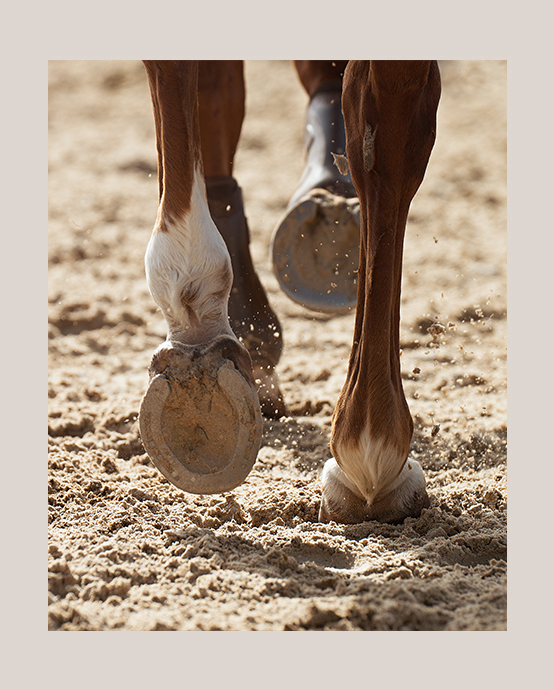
left=206, top=177, right=287, bottom=416
left=139, top=337, right=262, bottom=494
left=272, top=190, right=360, bottom=314
left=270, top=88, right=360, bottom=313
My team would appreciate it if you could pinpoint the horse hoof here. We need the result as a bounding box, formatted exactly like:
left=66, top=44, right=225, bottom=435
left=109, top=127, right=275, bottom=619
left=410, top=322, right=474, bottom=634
left=271, top=189, right=360, bottom=314
left=138, top=337, right=262, bottom=494
left=318, top=457, right=430, bottom=524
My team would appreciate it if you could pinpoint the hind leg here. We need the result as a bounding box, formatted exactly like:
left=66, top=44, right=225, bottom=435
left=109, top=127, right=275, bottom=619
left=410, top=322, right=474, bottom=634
left=197, top=61, right=286, bottom=418
left=272, top=60, right=360, bottom=314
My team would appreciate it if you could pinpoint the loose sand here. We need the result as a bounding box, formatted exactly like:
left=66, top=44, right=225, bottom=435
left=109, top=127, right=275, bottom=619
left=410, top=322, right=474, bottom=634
left=48, top=60, right=507, bottom=630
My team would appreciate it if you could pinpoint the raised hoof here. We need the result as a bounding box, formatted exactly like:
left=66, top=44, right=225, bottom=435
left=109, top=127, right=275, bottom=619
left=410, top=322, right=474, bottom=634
left=138, top=336, right=262, bottom=495
left=318, top=457, right=430, bottom=524
left=271, top=189, right=360, bottom=314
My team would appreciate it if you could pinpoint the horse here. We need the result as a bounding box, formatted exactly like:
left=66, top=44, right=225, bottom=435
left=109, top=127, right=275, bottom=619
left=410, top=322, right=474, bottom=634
left=138, top=60, right=441, bottom=524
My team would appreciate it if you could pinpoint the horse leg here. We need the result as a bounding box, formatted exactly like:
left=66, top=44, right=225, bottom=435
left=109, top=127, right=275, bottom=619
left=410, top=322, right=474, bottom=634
left=271, top=60, right=361, bottom=314
left=320, top=60, right=441, bottom=524
left=139, top=60, right=262, bottom=495
left=198, top=60, right=286, bottom=418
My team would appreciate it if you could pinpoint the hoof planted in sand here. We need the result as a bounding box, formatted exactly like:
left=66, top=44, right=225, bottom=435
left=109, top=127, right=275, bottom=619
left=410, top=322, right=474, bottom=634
left=139, top=338, right=262, bottom=494
left=318, top=457, right=430, bottom=524
left=271, top=189, right=360, bottom=314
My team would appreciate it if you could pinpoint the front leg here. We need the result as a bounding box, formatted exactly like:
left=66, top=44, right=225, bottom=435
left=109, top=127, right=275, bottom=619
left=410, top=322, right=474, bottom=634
left=320, top=61, right=441, bottom=523
left=139, top=61, right=262, bottom=494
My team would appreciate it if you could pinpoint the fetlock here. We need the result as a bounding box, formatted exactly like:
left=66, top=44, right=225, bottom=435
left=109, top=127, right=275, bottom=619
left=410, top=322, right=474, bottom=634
left=270, top=90, right=360, bottom=315
left=288, top=88, right=357, bottom=209
left=206, top=176, right=286, bottom=417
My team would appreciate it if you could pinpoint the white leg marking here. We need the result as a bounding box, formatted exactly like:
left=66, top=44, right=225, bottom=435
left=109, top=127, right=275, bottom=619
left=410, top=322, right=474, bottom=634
left=321, top=454, right=427, bottom=521
left=145, top=167, right=234, bottom=344
left=333, top=425, right=409, bottom=504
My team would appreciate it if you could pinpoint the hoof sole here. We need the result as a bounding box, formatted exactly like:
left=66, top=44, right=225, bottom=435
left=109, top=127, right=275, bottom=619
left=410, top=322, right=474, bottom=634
left=271, top=189, right=360, bottom=314
left=139, top=339, right=262, bottom=494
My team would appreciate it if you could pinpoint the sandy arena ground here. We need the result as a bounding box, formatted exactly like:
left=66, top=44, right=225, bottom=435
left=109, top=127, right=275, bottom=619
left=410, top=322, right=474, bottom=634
left=48, top=60, right=507, bottom=631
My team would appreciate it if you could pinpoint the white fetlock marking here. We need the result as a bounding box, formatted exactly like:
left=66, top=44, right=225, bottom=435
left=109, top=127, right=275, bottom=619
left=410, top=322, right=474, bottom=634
left=333, top=427, right=408, bottom=503
left=322, top=454, right=426, bottom=509
left=145, top=166, right=234, bottom=343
